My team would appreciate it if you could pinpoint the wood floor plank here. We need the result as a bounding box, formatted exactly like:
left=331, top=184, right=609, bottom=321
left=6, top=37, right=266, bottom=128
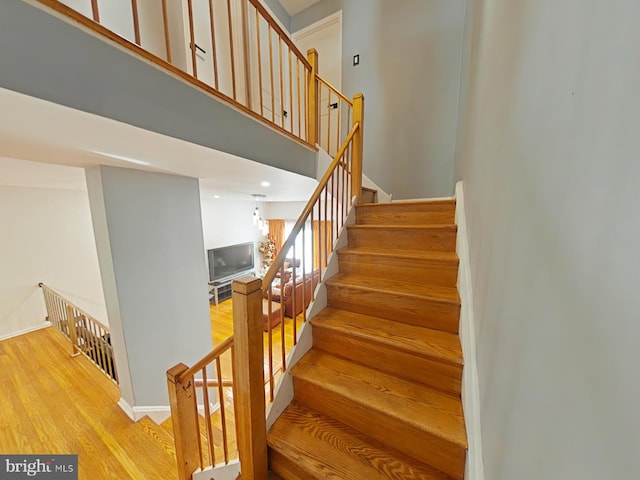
left=0, top=327, right=177, bottom=480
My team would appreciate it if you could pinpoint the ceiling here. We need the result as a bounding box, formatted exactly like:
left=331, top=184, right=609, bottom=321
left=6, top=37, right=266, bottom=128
left=0, top=87, right=317, bottom=202
left=279, top=0, right=323, bottom=16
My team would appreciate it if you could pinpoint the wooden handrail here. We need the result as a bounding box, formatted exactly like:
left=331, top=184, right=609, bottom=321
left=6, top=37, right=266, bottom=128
left=317, top=75, right=353, bottom=106
left=194, top=378, right=234, bottom=388
left=39, top=282, right=118, bottom=383
left=39, top=282, right=110, bottom=332
left=178, top=335, right=234, bottom=381
left=246, top=0, right=311, bottom=71
left=262, top=122, right=360, bottom=289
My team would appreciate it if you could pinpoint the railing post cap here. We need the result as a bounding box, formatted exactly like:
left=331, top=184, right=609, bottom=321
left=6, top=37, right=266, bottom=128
left=354, top=93, right=364, bottom=101
left=232, top=276, right=262, bottom=295
left=307, top=47, right=318, bottom=56
left=166, top=362, right=190, bottom=383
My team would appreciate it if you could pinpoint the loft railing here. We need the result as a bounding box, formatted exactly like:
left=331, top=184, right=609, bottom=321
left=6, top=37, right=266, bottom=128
left=36, top=0, right=316, bottom=147
left=39, top=283, right=118, bottom=383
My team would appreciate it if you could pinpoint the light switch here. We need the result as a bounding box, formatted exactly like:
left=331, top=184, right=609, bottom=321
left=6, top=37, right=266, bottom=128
left=353, top=54, right=360, bottom=66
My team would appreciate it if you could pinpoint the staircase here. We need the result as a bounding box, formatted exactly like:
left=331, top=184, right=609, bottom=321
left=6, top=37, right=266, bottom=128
left=267, top=199, right=467, bottom=479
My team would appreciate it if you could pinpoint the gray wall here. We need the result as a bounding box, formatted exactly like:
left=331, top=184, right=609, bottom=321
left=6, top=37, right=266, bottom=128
left=264, top=0, right=291, bottom=30
left=292, top=0, right=467, bottom=199
left=456, top=0, right=640, bottom=478
left=0, top=0, right=315, bottom=179
left=86, top=166, right=212, bottom=407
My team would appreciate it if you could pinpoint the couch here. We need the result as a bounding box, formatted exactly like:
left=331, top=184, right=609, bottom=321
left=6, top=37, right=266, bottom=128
left=269, top=269, right=320, bottom=318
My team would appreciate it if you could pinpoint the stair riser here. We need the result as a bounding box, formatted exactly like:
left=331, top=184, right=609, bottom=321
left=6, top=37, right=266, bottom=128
left=337, top=254, right=458, bottom=287
left=347, top=228, right=456, bottom=252
left=356, top=205, right=455, bottom=225
left=269, top=449, right=312, bottom=480
left=293, top=377, right=466, bottom=480
left=312, top=327, right=462, bottom=396
left=326, top=284, right=460, bottom=333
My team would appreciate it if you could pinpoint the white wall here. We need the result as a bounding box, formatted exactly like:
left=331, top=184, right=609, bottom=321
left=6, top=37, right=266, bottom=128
left=267, top=201, right=305, bottom=220
left=0, top=161, right=106, bottom=338
left=200, top=196, right=267, bottom=275
left=292, top=0, right=467, bottom=199
left=455, top=0, right=640, bottom=478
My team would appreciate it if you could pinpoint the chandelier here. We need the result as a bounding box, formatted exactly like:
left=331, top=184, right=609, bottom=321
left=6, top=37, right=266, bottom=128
left=252, top=194, right=269, bottom=235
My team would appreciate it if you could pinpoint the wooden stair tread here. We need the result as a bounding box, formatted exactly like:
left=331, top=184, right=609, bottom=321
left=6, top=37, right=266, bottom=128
left=292, top=350, right=467, bottom=448
left=269, top=403, right=450, bottom=480
left=326, top=273, right=460, bottom=304
left=311, top=308, right=462, bottom=366
left=338, top=246, right=459, bottom=264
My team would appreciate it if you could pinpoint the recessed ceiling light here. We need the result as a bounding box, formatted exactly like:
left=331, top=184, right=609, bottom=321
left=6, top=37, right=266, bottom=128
left=213, top=195, right=220, bottom=199
left=261, top=181, right=271, bottom=187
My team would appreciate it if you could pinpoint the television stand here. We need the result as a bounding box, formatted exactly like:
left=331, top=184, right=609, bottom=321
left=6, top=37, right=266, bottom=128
left=209, top=271, right=254, bottom=306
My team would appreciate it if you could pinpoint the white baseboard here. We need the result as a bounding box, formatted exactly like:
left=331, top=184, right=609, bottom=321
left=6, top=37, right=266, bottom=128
left=455, top=181, right=485, bottom=480
left=117, top=398, right=171, bottom=425
left=0, top=321, right=51, bottom=342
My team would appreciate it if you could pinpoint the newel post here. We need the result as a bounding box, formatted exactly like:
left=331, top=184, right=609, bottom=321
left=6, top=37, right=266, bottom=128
left=307, top=48, right=319, bottom=146
left=167, top=363, right=200, bottom=480
left=352, top=93, right=365, bottom=201
left=232, top=276, right=268, bottom=480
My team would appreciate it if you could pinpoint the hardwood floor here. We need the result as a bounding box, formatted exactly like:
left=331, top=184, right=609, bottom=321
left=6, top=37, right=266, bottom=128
left=0, top=327, right=177, bottom=480
left=0, top=297, right=302, bottom=479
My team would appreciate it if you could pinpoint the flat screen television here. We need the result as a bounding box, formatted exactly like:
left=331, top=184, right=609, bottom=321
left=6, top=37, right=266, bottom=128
left=207, top=242, right=254, bottom=283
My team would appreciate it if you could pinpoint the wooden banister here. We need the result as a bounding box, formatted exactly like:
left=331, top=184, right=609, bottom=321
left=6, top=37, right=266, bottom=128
left=247, top=0, right=311, bottom=70
left=317, top=75, right=353, bottom=107
left=307, top=48, right=319, bottom=146
left=351, top=93, right=365, bottom=201
left=167, top=363, right=201, bottom=480
left=232, top=277, right=268, bottom=480
left=178, top=335, right=234, bottom=381
left=262, top=123, right=360, bottom=289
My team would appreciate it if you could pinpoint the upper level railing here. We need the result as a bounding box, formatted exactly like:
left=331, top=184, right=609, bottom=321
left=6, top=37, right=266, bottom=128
left=35, top=0, right=336, bottom=149
left=39, top=283, right=118, bottom=383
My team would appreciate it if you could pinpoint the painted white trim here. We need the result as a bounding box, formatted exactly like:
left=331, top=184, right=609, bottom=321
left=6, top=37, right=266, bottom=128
left=192, top=459, right=240, bottom=480
left=292, top=11, right=342, bottom=90
left=117, top=398, right=172, bottom=425
left=118, top=397, right=136, bottom=421
left=0, top=322, right=51, bottom=342
left=455, top=181, right=485, bottom=480
left=265, top=202, right=356, bottom=430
